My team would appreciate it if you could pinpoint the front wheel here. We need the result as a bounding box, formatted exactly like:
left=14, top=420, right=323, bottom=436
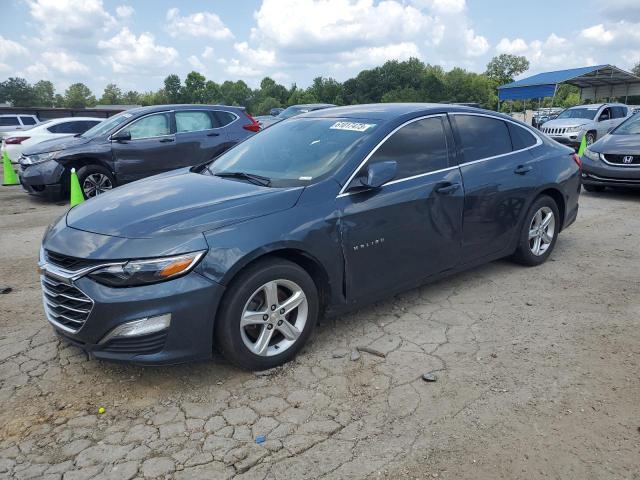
left=76, top=165, right=115, bottom=199
left=512, top=195, right=560, bottom=266
left=214, top=258, right=318, bottom=370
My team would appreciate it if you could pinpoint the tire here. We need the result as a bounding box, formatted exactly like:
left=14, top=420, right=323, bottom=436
left=585, top=131, right=596, bottom=146
left=583, top=184, right=605, bottom=193
left=76, top=165, right=115, bottom=199
left=512, top=195, right=560, bottom=266
left=214, top=258, right=318, bottom=370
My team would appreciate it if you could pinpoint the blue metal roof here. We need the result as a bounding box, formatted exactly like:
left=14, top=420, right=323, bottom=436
left=497, top=64, right=640, bottom=101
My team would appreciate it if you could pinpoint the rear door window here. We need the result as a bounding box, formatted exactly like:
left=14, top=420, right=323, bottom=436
left=611, top=106, right=627, bottom=119
left=213, top=110, right=237, bottom=127
left=453, top=115, right=512, bottom=162
left=507, top=123, right=537, bottom=150
left=20, top=116, right=37, bottom=125
left=175, top=110, right=214, bottom=133
left=0, top=117, right=20, bottom=126
left=362, top=116, right=449, bottom=181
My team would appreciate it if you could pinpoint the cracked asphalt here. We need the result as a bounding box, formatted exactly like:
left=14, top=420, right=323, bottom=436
left=1, top=186, right=639, bottom=480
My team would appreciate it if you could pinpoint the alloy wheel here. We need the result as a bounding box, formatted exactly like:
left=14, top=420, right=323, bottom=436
left=82, top=173, right=113, bottom=198
left=240, top=279, right=308, bottom=357
left=528, top=206, right=555, bottom=256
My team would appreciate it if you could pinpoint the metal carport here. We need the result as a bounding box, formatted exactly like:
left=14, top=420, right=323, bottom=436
left=498, top=64, right=640, bottom=105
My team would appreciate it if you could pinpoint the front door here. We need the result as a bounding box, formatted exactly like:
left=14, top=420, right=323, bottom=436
left=111, top=111, right=177, bottom=184
left=338, top=115, right=464, bottom=301
left=174, top=110, right=230, bottom=165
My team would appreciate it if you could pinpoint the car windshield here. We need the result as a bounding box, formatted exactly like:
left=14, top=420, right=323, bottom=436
left=80, top=113, right=130, bottom=138
left=556, top=108, right=598, bottom=120
left=205, top=118, right=378, bottom=187
left=611, top=113, right=640, bottom=135
left=277, top=106, right=310, bottom=119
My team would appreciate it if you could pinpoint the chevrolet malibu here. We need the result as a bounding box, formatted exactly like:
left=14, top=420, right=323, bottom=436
left=39, top=104, right=581, bottom=370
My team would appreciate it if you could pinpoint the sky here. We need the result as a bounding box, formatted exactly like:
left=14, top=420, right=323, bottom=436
left=1, top=0, right=639, bottom=96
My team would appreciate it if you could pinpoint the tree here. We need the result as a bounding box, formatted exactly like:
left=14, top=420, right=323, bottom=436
left=381, top=87, right=423, bottom=103
left=64, top=83, right=96, bottom=108
left=485, top=54, right=530, bottom=86
left=203, top=80, right=221, bottom=104
left=121, top=90, right=140, bottom=105
left=183, top=71, right=207, bottom=103
left=164, top=74, right=182, bottom=103
left=100, top=83, right=123, bottom=104
left=33, top=80, right=55, bottom=107
left=633, top=62, right=640, bottom=77
left=0, top=77, right=35, bottom=107
left=309, top=77, right=343, bottom=104
left=219, top=80, right=252, bottom=107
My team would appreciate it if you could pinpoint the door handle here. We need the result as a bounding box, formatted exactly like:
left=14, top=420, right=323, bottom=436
left=514, top=165, right=532, bottom=175
left=435, top=182, right=461, bottom=195
left=207, top=132, right=220, bottom=137
left=159, top=138, right=175, bottom=143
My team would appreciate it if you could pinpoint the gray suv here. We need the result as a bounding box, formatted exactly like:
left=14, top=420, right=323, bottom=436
left=540, top=103, right=630, bottom=148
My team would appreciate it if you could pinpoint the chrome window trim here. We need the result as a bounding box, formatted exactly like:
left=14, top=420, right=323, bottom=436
left=337, top=114, right=446, bottom=197
left=110, top=110, right=174, bottom=141
left=337, top=112, right=543, bottom=198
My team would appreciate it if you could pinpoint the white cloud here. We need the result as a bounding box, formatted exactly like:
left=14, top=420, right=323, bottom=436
left=412, top=0, right=466, bottom=14
left=580, top=24, right=615, bottom=45
left=115, top=5, right=134, bottom=18
left=495, top=38, right=529, bottom=55
left=463, top=28, right=489, bottom=57
left=98, top=28, right=178, bottom=74
left=166, top=8, right=233, bottom=40
left=188, top=55, right=207, bottom=72
left=202, top=47, right=215, bottom=59
left=0, top=35, right=28, bottom=61
left=26, top=0, right=117, bottom=51
left=20, top=62, right=49, bottom=81
left=41, top=51, right=88, bottom=74
left=337, top=42, right=421, bottom=68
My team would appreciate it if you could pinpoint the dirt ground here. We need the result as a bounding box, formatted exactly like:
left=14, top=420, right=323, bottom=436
left=0, top=185, right=638, bottom=480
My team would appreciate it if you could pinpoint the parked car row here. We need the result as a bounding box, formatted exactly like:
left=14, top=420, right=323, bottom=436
left=16, top=104, right=260, bottom=199
left=256, top=103, right=335, bottom=129
left=37, top=103, right=581, bottom=369
left=0, top=113, right=40, bottom=139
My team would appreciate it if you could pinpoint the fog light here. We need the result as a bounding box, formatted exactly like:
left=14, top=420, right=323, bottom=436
left=99, top=313, right=171, bottom=344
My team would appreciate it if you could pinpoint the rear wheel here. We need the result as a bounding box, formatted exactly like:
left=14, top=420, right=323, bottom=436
left=214, top=258, right=318, bottom=370
left=77, top=165, right=115, bottom=199
left=583, top=184, right=605, bottom=192
left=512, top=195, right=560, bottom=266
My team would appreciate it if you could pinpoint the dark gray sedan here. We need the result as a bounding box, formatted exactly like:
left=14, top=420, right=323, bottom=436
left=581, top=113, right=640, bottom=191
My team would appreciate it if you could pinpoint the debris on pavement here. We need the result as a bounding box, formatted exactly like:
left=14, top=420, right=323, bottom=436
left=357, top=346, right=386, bottom=358
left=0, top=286, right=11, bottom=294
left=350, top=349, right=361, bottom=361
left=422, top=372, right=437, bottom=382
left=255, top=435, right=266, bottom=444
left=332, top=348, right=349, bottom=358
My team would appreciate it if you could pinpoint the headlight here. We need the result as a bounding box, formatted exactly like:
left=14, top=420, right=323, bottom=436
left=566, top=126, right=582, bottom=133
left=20, top=150, right=62, bottom=165
left=88, top=251, right=206, bottom=287
left=583, top=148, right=600, bottom=161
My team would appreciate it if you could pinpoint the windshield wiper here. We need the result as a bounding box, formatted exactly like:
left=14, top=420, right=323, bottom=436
left=214, top=171, right=271, bottom=187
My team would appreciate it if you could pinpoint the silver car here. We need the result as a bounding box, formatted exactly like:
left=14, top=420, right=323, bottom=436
left=540, top=103, right=630, bottom=148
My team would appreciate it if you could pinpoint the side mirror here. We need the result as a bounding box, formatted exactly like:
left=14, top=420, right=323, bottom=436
left=111, top=130, right=131, bottom=142
left=356, top=161, right=397, bottom=190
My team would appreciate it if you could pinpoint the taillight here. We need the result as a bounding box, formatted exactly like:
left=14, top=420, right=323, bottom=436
left=242, top=113, right=261, bottom=132
left=572, top=153, right=582, bottom=169
left=4, top=136, right=30, bottom=144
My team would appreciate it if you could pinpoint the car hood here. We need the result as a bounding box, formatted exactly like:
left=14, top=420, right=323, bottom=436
left=591, top=133, right=640, bottom=154
left=542, top=118, right=592, bottom=128
left=66, top=168, right=304, bottom=239
left=22, top=135, right=91, bottom=155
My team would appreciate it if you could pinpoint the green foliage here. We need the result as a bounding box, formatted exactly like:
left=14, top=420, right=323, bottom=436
left=633, top=62, right=640, bottom=77
left=381, top=87, right=423, bottom=103
left=0, top=77, right=36, bottom=107
left=309, top=77, right=343, bottom=104
left=164, top=74, right=182, bottom=103
left=33, top=80, right=55, bottom=107
left=64, top=83, right=96, bottom=108
left=100, top=83, right=123, bottom=104
left=255, top=96, right=281, bottom=115
left=485, top=54, right=530, bottom=86
left=183, top=71, right=207, bottom=103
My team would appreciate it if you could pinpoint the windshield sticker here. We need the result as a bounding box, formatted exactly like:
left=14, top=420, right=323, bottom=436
left=122, top=113, right=133, bottom=118
left=330, top=121, right=375, bottom=132
left=298, top=176, right=313, bottom=181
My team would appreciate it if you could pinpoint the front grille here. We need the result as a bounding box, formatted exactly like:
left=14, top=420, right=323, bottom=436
left=543, top=127, right=567, bottom=135
left=603, top=154, right=640, bottom=166
left=46, top=250, right=103, bottom=271
left=41, top=275, right=93, bottom=332
left=100, top=331, right=168, bottom=354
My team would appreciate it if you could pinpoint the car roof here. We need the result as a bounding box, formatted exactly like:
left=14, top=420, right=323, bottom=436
left=0, top=114, right=37, bottom=117
left=289, top=103, right=336, bottom=109
left=568, top=103, right=627, bottom=109
left=301, top=103, right=501, bottom=121
left=125, top=104, right=244, bottom=115
left=47, top=117, right=103, bottom=123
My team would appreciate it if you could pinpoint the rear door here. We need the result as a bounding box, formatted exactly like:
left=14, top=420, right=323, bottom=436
left=452, top=113, right=541, bottom=264
left=338, top=115, right=464, bottom=301
left=174, top=109, right=230, bottom=165
left=111, top=111, right=177, bottom=184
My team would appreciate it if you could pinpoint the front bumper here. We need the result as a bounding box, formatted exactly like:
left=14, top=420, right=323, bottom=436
left=543, top=130, right=584, bottom=147
left=581, top=171, right=640, bottom=188
left=18, top=160, right=65, bottom=199
left=581, top=154, right=640, bottom=189
left=41, top=266, right=225, bottom=365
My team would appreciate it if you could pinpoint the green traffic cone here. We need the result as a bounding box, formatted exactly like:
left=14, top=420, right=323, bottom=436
left=577, top=135, right=587, bottom=157
left=69, top=168, right=84, bottom=206
left=2, top=150, right=19, bottom=186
